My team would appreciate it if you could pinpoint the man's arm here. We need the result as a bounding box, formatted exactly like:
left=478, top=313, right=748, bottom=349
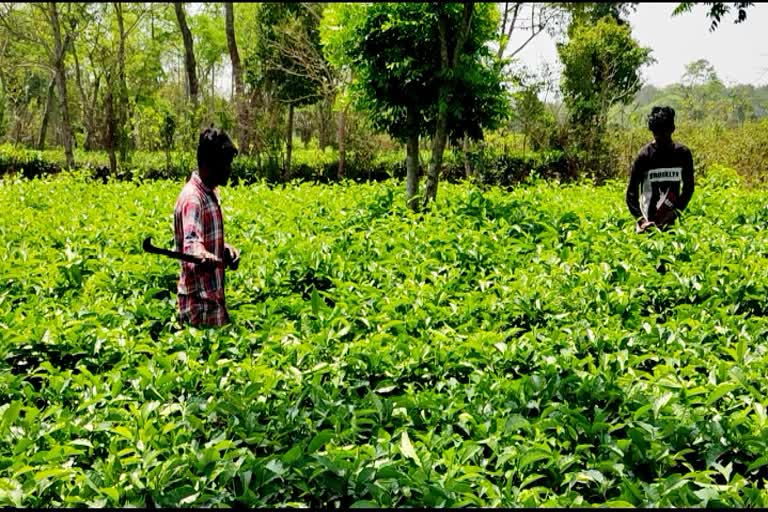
left=626, top=153, right=644, bottom=220
left=677, top=148, right=695, bottom=212
left=224, top=242, right=240, bottom=270
left=180, top=198, right=220, bottom=263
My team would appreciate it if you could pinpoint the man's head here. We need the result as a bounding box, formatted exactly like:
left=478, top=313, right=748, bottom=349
left=647, top=106, right=675, bottom=145
left=197, top=125, right=238, bottom=188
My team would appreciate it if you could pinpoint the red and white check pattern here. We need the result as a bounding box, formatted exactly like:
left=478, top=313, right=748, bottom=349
left=173, top=171, right=229, bottom=326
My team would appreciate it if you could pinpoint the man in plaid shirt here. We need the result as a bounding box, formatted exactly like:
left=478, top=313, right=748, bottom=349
left=174, top=126, right=240, bottom=326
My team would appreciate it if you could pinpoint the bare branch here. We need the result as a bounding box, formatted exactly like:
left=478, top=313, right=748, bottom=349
left=261, top=11, right=340, bottom=99
left=507, top=23, right=545, bottom=60
left=500, top=2, right=510, bottom=37
left=7, top=61, right=55, bottom=75
left=0, top=6, right=54, bottom=60
left=498, top=2, right=559, bottom=61
left=452, top=2, right=474, bottom=68
left=123, top=4, right=150, bottom=38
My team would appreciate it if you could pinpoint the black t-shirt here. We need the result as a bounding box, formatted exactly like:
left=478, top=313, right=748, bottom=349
left=625, top=140, right=695, bottom=224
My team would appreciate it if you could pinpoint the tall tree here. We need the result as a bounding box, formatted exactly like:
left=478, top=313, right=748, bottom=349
left=105, top=68, right=117, bottom=175
left=251, top=3, right=327, bottom=177
left=344, top=3, right=437, bottom=209
left=174, top=2, right=198, bottom=106
left=320, top=3, right=367, bottom=181
left=565, top=2, right=639, bottom=29
left=422, top=4, right=476, bottom=206
left=343, top=3, right=506, bottom=210
left=225, top=2, right=248, bottom=151
left=558, top=16, right=652, bottom=129
left=424, top=3, right=508, bottom=206
left=0, top=3, right=72, bottom=148
left=36, top=79, right=56, bottom=150
left=189, top=3, right=228, bottom=126
left=48, top=1, right=75, bottom=168
left=558, top=16, right=653, bottom=178
left=680, top=59, right=729, bottom=122
left=114, top=2, right=129, bottom=163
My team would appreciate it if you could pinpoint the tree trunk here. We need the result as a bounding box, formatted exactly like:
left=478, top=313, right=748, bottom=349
left=423, top=3, right=474, bottom=208
left=423, top=91, right=449, bottom=206
left=318, top=96, right=332, bottom=149
left=105, top=75, right=117, bottom=176
left=463, top=134, right=471, bottom=179
left=405, top=105, right=420, bottom=212
left=37, top=78, right=56, bottom=149
left=174, top=2, right=198, bottom=106
left=84, top=75, right=100, bottom=150
left=49, top=1, right=75, bottom=168
left=285, top=102, right=294, bottom=179
left=423, top=12, right=450, bottom=207
left=115, top=2, right=129, bottom=163
left=225, top=2, right=247, bottom=151
left=211, top=62, right=216, bottom=121
left=72, top=43, right=99, bottom=151
left=337, top=107, right=346, bottom=180
left=246, top=88, right=260, bottom=155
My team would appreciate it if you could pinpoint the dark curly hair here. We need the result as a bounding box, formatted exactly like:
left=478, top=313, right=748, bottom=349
left=197, top=125, right=238, bottom=169
left=647, top=106, right=675, bottom=134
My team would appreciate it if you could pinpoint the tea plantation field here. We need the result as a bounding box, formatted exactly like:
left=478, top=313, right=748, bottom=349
left=2, top=166, right=768, bottom=507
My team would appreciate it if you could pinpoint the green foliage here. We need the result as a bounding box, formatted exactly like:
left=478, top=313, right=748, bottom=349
left=190, top=4, right=228, bottom=70
left=3, top=170, right=768, bottom=506
left=558, top=16, right=653, bottom=129
left=247, top=3, right=323, bottom=108
left=318, top=3, right=366, bottom=73
left=609, top=119, right=768, bottom=186
left=345, top=2, right=436, bottom=141
left=556, top=16, right=654, bottom=181
left=673, top=2, right=754, bottom=31
left=345, top=3, right=507, bottom=143
left=507, top=71, right=559, bottom=151
left=624, top=81, right=768, bottom=133
left=2, top=109, right=767, bottom=187
left=564, top=2, right=639, bottom=28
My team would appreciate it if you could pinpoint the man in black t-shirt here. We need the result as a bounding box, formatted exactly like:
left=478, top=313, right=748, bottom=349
left=626, top=106, right=695, bottom=233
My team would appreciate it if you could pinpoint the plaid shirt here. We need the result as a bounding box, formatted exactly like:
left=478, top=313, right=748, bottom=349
left=173, top=171, right=229, bottom=326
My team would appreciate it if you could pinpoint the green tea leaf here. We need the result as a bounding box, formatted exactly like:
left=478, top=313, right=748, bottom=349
left=307, top=430, right=334, bottom=453
left=707, top=382, right=739, bottom=405
left=400, top=431, right=422, bottom=468
left=1, top=401, right=21, bottom=434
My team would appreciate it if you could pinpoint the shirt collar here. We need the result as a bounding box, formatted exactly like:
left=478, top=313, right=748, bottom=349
left=191, top=171, right=220, bottom=203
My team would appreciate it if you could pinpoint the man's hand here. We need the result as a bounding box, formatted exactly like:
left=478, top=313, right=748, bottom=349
left=200, top=252, right=223, bottom=270
left=655, top=208, right=678, bottom=227
left=636, top=218, right=655, bottom=234
left=190, top=249, right=223, bottom=270
left=224, top=243, right=240, bottom=271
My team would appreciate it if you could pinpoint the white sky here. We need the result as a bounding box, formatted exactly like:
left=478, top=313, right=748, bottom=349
left=508, top=2, right=768, bottom=89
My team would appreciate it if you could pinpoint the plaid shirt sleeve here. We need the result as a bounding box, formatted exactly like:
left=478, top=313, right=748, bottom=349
left=178, top=196, right=214, bottom=259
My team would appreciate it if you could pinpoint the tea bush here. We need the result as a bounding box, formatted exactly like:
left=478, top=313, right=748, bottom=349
left=2, top=167, right=768, bottom=506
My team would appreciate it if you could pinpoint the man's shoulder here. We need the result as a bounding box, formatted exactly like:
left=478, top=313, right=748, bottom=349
left=639, top=140, right=655, bottom=154
left=672, top=141, right=692, bottom=155
left=175, top=179, right=204, bottom=210
left=634, top=141, right=655, bottom=161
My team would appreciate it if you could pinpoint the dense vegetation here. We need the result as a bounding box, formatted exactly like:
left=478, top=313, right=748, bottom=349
left=1, top=2, right=766, bottom=198
left=2, top=1, right=768, bottom=507
left=2, top=166, right=768, bottom=507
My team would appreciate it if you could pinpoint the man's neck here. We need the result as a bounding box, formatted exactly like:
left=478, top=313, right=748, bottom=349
left=197, top=170, right=217, bottom=190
